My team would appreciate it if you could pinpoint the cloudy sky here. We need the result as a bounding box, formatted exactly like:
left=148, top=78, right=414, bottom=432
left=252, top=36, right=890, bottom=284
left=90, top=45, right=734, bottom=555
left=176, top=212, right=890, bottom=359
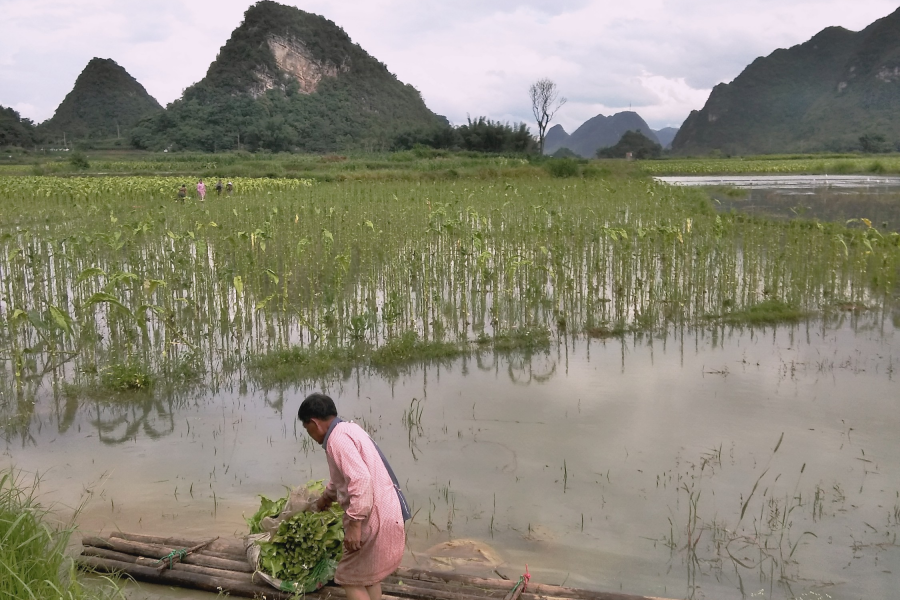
left=1, top=0, right=897, bottom=132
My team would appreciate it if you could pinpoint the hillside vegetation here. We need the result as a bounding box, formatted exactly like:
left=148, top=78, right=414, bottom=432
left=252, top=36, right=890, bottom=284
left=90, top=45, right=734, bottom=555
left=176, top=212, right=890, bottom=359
left=0, top=106, right=37, bottom=148
left=674, top=7, right=900, bottom=155
left=131, top=0, right=444, bottom=152
left=39, top=58, right=162, bottom=142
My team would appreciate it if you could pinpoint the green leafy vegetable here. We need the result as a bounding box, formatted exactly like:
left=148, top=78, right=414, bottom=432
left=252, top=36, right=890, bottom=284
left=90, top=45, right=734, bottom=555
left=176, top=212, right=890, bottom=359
left=247, top=481, right=345, bottom=590
left=257, top=504, right=344, bottom=583
left=246, top=493, right=288, bottom=534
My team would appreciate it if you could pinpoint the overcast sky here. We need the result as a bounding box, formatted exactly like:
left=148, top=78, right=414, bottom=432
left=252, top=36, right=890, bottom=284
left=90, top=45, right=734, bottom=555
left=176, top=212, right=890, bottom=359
left=1, top=0, right=897, bottom=132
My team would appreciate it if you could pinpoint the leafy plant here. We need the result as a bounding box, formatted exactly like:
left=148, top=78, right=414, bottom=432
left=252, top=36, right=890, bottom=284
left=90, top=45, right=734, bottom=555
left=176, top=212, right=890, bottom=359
left=246, top=493, right=289, bottom=535
left=0, top=469, right=122, bottom=600
left=248, top=482, right=345, bottom=588
left=100, top=362, right=153, bottom=392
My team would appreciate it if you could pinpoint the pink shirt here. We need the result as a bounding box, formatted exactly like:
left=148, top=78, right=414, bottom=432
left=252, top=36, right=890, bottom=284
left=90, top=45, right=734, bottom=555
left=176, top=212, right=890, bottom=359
left=197, top=182, right=206, bottom=195
left=323, top=421, right=404, bottom=585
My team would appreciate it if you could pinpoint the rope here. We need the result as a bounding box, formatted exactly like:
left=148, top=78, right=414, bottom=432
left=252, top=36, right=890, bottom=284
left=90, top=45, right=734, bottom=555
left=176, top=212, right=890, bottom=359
left=508, top=565, right=531, bottom=596
left=156, top=548, right=188, bottom=568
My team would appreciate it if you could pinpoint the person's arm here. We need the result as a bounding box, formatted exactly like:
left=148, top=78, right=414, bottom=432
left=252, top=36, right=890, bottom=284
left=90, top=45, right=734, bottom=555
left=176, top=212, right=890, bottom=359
left=315, top=481, right=337, bottom=511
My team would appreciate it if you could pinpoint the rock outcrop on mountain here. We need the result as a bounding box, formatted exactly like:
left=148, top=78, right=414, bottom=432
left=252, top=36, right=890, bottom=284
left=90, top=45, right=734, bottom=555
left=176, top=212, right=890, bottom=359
left=39, top=58, right=161, bottom=141
left=132, top=0, right=444, bottom=152
left=673, top=7, right=900, bottom=154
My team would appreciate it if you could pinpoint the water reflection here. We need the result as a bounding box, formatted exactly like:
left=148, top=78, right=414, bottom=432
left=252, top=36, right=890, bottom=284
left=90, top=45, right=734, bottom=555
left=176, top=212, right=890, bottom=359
left=90, top=395, right=177, bottom=445
left=656, top=174, right=900, bottom=232
left=3, top=316, right=899, bottom=600
left=713, top=187, right=900, bottom=232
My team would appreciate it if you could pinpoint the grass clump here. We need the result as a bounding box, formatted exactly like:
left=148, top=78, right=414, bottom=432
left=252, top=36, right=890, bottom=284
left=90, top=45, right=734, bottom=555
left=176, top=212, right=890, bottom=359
left=544, top=158, right=581, bottom=178
left=721, top=299, right=806, bottom=325
left=585, top=322, right=628, bottom=338
left=486, top=327, right=551, bottom=352
left=248, top=344, right=367, bottom=383
left=0, top=469, right=121, bottom=600
left=100, top=362, right=153, bottom=392
left=370, top=332, right=466, bottom=367
left=68, top=152, right=90, bottom=170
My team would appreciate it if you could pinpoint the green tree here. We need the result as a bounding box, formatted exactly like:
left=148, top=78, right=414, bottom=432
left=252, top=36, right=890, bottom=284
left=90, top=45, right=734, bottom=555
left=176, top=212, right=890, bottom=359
left=597, top=130, right=662, bottom=159
left=859, top=133, right=890, bottom=154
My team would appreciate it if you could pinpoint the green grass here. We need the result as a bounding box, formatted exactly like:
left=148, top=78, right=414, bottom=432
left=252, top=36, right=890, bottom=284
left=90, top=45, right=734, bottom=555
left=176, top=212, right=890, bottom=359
left=248, top=328, right=551, bottom=384
left=721, top=299, right=807, bottom=325
left=0, top=469, right=122, bottom=600
left=99, top=362, right=154, bottom=392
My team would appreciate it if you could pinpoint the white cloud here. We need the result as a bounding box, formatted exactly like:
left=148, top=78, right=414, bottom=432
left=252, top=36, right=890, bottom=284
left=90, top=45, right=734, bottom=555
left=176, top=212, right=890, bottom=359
left=0, top=0, right=897, bottom=130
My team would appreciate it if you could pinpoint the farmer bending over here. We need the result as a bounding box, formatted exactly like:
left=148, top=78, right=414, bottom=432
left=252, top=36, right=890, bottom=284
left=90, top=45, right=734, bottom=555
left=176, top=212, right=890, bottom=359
left=299, top=393, right=407, bottom=600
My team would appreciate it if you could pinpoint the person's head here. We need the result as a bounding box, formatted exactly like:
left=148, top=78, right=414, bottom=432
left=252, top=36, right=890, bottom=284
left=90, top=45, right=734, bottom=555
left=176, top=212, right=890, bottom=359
left=298, top=393, right=338, bottom=443
left=198, top=179, right=203, bottom=183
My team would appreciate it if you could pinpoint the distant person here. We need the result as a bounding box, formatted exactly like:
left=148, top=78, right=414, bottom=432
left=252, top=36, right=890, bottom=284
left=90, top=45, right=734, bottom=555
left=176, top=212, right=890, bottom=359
left=197, top=179, right=206, bottom=201
left=215, top=179, right=223, bottom=196
left=177, top=184, right=187, bottom=202
left=226, top=181, right=233, bottom=196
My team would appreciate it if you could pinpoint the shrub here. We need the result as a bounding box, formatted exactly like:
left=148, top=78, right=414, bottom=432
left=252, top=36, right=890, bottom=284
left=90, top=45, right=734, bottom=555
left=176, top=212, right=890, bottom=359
left=545, top=158, right=580, bottom=178
left=69, top=152, right=90, bottom=170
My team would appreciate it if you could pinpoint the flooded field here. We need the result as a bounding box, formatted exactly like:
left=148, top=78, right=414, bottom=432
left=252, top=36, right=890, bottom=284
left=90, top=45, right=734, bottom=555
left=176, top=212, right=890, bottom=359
left=656, top=175, right=900, bottom=232
left=3, top=314, right=899, bottom=600
left=2, top=173, right=898, bottom=600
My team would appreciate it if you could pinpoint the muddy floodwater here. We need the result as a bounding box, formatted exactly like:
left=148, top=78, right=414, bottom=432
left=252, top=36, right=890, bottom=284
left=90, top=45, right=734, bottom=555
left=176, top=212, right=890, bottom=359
left=3, top=313, right=899, bottom=600
left=656, top=174, right=900, bottom=232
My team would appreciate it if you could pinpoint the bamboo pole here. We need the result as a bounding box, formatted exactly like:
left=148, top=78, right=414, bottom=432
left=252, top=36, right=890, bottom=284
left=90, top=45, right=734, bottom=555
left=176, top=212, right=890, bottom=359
left=80, top=547, right=253, bottom=584
left=77, top=555, right=294, bottom=600
left=156, top=536, right=220, bottom=573
left=81, top=536, right=252, bottom=573
left=87, top=533, right=674, bottom=600
left=380, top=581, right=515, bottom=600
left=394, top=569, right=662, bottom=600
left=383, top=576, right=509, bottom=598
left=108, top=531, right=245, bottom=558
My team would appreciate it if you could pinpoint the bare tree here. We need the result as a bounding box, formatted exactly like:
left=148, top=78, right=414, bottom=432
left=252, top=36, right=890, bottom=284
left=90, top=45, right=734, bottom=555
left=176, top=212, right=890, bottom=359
left=529, top=78, right=566, bottom=155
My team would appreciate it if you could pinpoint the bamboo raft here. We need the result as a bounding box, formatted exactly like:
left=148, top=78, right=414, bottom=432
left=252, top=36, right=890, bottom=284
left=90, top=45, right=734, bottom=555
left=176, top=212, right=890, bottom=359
left=77, top=532, right=673, bottom=600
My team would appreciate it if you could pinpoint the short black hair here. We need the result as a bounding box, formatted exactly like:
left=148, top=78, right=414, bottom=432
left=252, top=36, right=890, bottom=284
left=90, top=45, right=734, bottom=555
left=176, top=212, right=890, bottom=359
left=298, top=393, right=338, bottom=423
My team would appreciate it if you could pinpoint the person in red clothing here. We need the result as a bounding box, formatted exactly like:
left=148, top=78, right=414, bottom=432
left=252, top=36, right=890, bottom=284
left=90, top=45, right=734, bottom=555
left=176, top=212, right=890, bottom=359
left=298, top=393, right=408, bottom=600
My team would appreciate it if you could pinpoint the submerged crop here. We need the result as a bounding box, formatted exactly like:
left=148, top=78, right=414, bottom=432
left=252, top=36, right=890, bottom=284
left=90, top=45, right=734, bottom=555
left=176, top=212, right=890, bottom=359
left=0, top=173, right=898, bottom=408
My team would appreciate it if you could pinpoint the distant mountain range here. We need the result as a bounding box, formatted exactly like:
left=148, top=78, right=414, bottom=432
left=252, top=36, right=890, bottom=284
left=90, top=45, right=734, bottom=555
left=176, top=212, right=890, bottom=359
left=8, top=2, right=900, bottom=156
left=2, top=1, right=444, bottom=152
left=673, top=6, right=900, bottom=154
left=544, top=112, right=678, bottom=157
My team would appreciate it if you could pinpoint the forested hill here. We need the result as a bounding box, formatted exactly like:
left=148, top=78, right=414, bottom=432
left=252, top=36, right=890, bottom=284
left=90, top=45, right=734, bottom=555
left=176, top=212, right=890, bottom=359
left=132, top=0, right=445, bottom=152
left=673, top=7, right=900, bottom=155
left=39, top=58, right=162, bottom=141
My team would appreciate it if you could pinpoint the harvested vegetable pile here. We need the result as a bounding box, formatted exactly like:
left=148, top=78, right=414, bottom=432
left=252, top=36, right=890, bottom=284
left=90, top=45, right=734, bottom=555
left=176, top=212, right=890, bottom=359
left=246, top=482, right=344, bottom=590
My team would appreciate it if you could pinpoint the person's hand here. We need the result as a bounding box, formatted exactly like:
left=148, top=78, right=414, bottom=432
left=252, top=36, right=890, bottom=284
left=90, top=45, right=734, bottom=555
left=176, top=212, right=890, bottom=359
left=314, top=494, right=331, bottom=512
left=344, top=519, right=362, bottom=553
